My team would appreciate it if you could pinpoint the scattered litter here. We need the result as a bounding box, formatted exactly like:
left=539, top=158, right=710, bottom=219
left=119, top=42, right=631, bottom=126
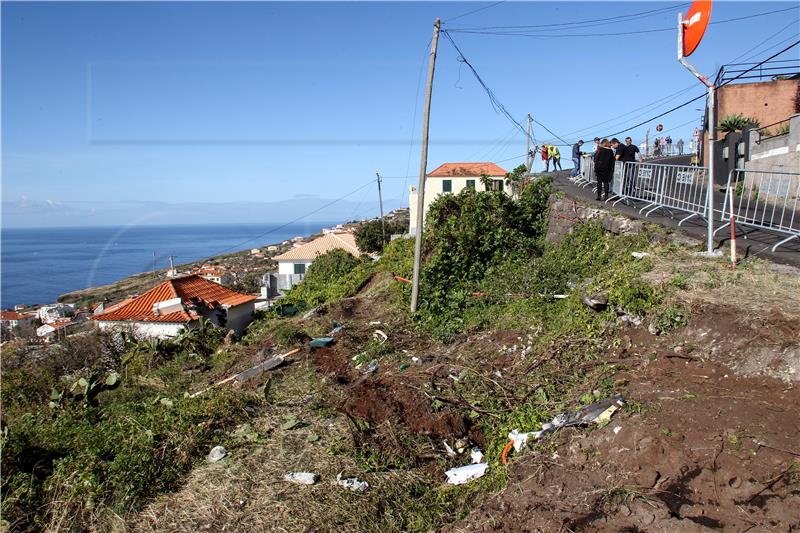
left=301, top=306, right=321, bottom=321
left=328, top=321, right=345, bottom=336
left=494, top=370, right=503, bottom=378
left=190, top=348, right=300, bottom=397
left=582, top=294, right=608, bottom=311
left=207, top=445, right=227, bottom=462
left=368, top=321, right=382, bottom=326
left=443, top=440, right=457, bottom=457
left=445, top=463, right=489, bottom=485
left=618, top=314, right=643, bottom=327
left=470, top=447, right=484, bottom=464
left=411, top=356, right=421, bottom=365
left=362, top=360, right=379, bottom=375
left=553, top=294, right=568, bottom=299
left=648, top=322, right=661, bottom=336
left=284, top=472, right=319, bottom=485
left=613, top=426, right=622, bottom=435
left=454, top=438, right=468, bottom=454
left=393, top=275, right=412, bottom=284
left=631, top=252, right=650, bottom=259
left=373, top=330, right=388, bottom=344
left=502, top=395, right=625, bottom=464
left=334, top=473, right=369, bottom=492
left=309, top=337, right=335, bottom=348
left=399, top=363, right=410, bottom=371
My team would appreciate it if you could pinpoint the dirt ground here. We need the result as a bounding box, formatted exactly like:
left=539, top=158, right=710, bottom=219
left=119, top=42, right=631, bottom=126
left=451, top=299, right=800, bottom=532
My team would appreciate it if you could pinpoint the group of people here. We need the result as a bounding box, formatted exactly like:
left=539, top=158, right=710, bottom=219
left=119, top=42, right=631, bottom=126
left=539, top=144, right=561, bottom=172
left=572, top=136, right=641, bottom=201
left=652, top=136, right=685, bottom=157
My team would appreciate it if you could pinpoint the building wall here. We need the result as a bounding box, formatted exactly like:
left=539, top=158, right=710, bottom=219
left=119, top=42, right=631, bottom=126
left=224, top=302, right=256, bottom=335
left=96, top=320, right=186, bottom=339
left=277, top=260, right=313, bottom=276
left=409, top=176, right=508, bottom=234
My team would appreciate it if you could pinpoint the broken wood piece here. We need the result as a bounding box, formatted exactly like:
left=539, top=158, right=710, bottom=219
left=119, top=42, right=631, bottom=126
left=190, top=348, right=300, bottom=398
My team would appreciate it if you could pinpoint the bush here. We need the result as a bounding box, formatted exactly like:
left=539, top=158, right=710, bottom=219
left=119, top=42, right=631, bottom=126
left=719, top=114, right=760, bottom=133
left=283, top=249, right=364, bottom=307
left=354, top=218, right=409, bottom=253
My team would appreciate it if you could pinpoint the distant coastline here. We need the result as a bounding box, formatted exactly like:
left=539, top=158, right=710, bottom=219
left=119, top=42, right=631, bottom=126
left=1, top=221, right=337, bottom=308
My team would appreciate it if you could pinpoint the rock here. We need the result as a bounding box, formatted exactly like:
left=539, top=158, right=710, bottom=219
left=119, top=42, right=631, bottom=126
left=583, top=294, right=608, bottom=312
left=207, top=445, right=227, bottom=462
left=648, top=322, right=661, bottom=336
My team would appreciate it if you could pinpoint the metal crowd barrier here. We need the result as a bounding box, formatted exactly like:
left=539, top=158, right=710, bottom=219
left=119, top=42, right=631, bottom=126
left=716, top=168, right=800, bottom=252
left=612, top=161, right=709, bottom=226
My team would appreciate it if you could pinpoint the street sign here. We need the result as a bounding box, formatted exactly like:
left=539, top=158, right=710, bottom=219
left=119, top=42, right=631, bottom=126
left=682, top=0, right=712, bottom=57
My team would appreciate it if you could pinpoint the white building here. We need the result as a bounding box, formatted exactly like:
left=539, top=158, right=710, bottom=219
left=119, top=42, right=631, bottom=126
left=197, top=268, right=234, bottom=286
left=408, top=162, right=509, bottom=234
left=92, top=274, right=257, bottom=339
left=267, top=232, right=360, bottom=296
left=36, top=303, right=75, bottom=324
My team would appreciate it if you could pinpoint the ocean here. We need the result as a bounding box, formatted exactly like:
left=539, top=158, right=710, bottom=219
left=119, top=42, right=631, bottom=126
left=1, top=222, right=334, bottom=308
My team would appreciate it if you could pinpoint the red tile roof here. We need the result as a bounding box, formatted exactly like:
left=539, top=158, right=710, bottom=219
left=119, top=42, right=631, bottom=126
left=1, top=311, right=32, bottom=321
left=273, top=232, right=360, bottom=261
left=427, top=162, right=508, bottom=178
left=92, top=275, right=256, bottom=323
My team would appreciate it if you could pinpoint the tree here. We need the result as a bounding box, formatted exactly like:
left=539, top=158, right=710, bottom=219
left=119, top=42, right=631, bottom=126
left=354, top=218, right=409, bottom=253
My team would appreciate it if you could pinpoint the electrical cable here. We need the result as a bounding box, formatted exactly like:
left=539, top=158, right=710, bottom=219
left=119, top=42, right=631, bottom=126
left=402, top=37, right=433, bottom=205
left=445, top=1, right=506, bottom=23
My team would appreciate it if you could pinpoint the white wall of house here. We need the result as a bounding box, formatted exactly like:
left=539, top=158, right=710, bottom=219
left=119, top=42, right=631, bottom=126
left=277, top=260, right=313, bottom=276
left=96, top=320, right=187, bottom=339
left=409, top=176, right=509, bottom=234
left=224, top=302, right=256, bottom=335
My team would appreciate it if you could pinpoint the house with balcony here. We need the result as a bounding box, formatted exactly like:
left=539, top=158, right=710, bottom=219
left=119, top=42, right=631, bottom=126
left=264, top=232, right=360, bottom=297
left=92, top=274, right=257, bottom=339
left=408, top=162, right=509, bottom=234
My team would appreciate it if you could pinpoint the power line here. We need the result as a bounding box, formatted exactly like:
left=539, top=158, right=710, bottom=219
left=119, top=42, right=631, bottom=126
left=402, top=37, right=433, bottom=205
left=718, top=39, right=800, bottom=87
left=446, top=6, right=798, bottom=38
left=727, top=19, right=799, bottom=64
left=445, top=1, right=506, bottom=23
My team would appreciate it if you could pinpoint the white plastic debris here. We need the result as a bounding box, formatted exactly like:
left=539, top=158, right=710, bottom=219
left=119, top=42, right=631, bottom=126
left=335, top=473, right=369, bottom=491
left=207, top=445, right=227, bottom=462
left=631, top=252, right=650, bottom=259
left=284, top=472, right=319, bottom=485
left=445, top=463, right=488, bottom=485
left=470, top=447, right=484, bottom=464
left=373, top=330, right=388, bottom=344
left=368, top=321, right=382, bottom=326
left=508, top=429, right=533, bottom=452
left=362, top=360, right=379, bottom=375
left=613, top=426, right=622, bottom=435
left=443, top=440, right=457, bottom=457
left=553, top=294, right=568, bottom=299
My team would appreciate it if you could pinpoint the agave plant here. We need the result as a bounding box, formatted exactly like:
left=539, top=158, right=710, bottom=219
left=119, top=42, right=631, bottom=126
left=719, top=114, right=760, bottom=133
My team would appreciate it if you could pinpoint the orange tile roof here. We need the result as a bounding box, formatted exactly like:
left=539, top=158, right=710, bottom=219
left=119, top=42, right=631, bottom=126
left=273, top=232, right=360, bottom=262
left=1, top=311, right=32, bottom=321
left=92, top=275, right=256, bottom=323
left=427, top=162, right=508, bottom=178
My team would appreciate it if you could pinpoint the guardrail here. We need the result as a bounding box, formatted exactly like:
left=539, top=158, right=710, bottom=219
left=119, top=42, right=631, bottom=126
left=612, top=161, right=710, bottom=226
left=716, top=168, right=800, bottom=252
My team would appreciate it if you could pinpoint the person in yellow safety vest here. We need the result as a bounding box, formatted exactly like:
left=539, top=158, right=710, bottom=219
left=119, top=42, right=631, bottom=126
left=548, top=145, right=562, bottom=171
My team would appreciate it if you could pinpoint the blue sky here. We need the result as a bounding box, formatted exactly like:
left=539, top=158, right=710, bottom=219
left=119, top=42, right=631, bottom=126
left=2, top=1, right=798, bottom=226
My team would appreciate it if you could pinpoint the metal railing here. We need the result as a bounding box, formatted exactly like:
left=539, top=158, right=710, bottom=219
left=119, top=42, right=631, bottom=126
left=612, top=161, right=710, bottom=226
left=716, top=169, right=800, bottom=252
left=754, top=118, right=792, bottom=144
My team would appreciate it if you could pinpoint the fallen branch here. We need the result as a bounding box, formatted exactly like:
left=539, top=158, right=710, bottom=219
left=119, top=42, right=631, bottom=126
left=189, top=348, right=300, bottom=398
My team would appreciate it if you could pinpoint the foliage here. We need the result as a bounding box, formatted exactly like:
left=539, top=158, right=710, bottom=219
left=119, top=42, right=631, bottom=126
left=354, top=217, right=410, bottom=253
left=282, top=249, right=365, bottom=308
left=719, top=114, right=760, bottom=133
left=651, top=304, right=690, bottom=333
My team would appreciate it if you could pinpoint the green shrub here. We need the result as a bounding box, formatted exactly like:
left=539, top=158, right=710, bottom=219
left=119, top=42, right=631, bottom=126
left=719, top=114, right=759, bottom=133
left=354, top=218, right=409, bottom=253
left=283, top=249, right=364, bottom=307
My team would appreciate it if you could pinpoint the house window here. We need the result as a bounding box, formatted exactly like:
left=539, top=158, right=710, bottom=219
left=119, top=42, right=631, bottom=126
left=492, top=179, right=504, bottom=191
left=466, top=179, right=475, bottom=190
left=294, top=263, right=306, bottom=275
left=442, top=179, right=452, bottom=193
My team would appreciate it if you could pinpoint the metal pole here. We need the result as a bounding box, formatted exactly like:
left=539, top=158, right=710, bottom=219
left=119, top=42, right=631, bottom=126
left=410, top=18, right=441, bottom=313
left=706, top=83, right=716, bottom=253
left=376, top=172, right=385, bottom=246
left=526, top=113, right=532, bottom=172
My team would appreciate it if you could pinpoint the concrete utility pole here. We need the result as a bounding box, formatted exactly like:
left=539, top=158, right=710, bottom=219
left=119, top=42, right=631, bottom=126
left=410, top=18, right=441, bottom=313
left=376, top=172, right=385, bottom=246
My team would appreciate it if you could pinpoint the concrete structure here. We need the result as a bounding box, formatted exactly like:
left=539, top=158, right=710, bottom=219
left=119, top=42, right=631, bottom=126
left=36, top=303, right=75, bottom=324
left=408, top=162, right=509, bottom=235
left=197, top=268, right=234, bottom=286
left=36, top=319, right=73, bottom=341
left=267, top=232, right=360, bottom=295
left=92, top=274, right=257, bottom=339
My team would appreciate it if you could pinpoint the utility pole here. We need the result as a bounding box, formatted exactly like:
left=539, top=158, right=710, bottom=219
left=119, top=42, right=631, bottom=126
left=168, top=255, right=175, bottom=277
left=376, top=172, right=386, bottom=246
left=152, top=251, right=157, bottom=277
left=526, top=113, right=533, bottom=173
left=410, top=18, right=441, bottom=313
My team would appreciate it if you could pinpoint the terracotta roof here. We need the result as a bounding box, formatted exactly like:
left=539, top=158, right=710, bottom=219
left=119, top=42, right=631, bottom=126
left=1, top=311, right=32, bottom=321
left=427, top=162, right=508, bottom=178
left=92, top=275, right=256, bottom=323
left=273, top=232, right=360, bottom=262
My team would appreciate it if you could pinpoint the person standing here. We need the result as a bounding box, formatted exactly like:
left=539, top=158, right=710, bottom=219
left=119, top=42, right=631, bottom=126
left=571, top=140, right=585, bottom=177
left=551, top=145, right=562, bottom=171
left=542, top=144, right=551, bottom=172
left=622, top=137, right=640, bottom=163
left=593, top=139, right=615, bottom=201
left=665, top=136, right=672, bottom=155
left=592, top=137, right=600, bottom=156
left=611, top=138, right=625, bottom=161
left=677, top=138, right=684, bottom=155
left=621, top=137, right=640, bottom=197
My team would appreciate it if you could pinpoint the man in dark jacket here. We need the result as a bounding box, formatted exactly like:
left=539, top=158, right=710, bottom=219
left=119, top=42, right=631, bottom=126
left=571, top=140, right=584, bottom=178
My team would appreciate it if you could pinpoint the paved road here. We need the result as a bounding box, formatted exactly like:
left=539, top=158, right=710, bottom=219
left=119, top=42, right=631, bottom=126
left=550, top=171, right=800, bottom=269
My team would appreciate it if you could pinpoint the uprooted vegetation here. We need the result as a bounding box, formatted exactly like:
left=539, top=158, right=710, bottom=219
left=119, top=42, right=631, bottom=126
left=3, top=181, right=799, bottom=532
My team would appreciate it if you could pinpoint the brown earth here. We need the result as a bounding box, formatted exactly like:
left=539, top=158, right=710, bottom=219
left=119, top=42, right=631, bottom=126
left=451, top=300, right=800, bottom=532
